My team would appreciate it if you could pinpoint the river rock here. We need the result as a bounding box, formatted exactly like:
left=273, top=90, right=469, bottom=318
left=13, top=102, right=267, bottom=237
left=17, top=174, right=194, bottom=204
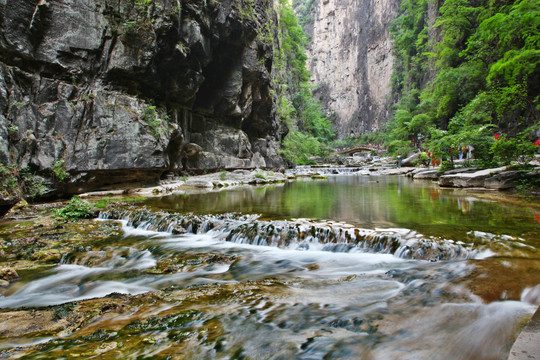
left=0, top=268, right=18, bottom=282
left=184, top=179, right=214, bottom=189
left=401, top=153, right=421, bottom=167
left=508, top=306, right=540, bottom=360
left=412, top=170, right=440, bottom=180
left=484, top=170, right=523, bottom=190
left=439, top=167, right=507, bottom=188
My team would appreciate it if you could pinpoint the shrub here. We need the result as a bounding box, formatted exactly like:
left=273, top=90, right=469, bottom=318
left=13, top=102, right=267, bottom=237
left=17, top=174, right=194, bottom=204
left=491, top=135, right=536, bottom=166
left=52, top=160, right=69, bottom=182
left=438, top=160, right=455, bottom=172
left=0, top=164, right=19, bottom=196
left=387, top=140, right=412, bottom=156
left=54, top=197, right=95, bottom=221
left=280, top=131, right=328, bottom=165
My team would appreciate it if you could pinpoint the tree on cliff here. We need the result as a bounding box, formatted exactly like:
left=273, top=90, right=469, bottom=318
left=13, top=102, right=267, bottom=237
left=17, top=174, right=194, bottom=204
left=273, top=0, right=335, bottom=164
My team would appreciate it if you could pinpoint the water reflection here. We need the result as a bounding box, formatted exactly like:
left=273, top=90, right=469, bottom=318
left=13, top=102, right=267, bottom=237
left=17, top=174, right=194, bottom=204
left=147, top=176, right=540, bottom=241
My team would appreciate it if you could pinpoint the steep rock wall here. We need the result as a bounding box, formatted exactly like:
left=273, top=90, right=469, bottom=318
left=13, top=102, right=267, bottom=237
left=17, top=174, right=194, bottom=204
left=303, top=0, right=398, bottom=137
left=0, top=0, right=282, bottom=198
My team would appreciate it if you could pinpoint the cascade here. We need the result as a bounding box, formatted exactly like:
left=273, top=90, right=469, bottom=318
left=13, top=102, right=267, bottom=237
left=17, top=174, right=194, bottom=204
left=99, top=208, right=478, bottom=261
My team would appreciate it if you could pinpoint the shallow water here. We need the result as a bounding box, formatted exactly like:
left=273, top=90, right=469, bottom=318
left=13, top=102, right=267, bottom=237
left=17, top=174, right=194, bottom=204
left=0, top=175, right=539, bottom=359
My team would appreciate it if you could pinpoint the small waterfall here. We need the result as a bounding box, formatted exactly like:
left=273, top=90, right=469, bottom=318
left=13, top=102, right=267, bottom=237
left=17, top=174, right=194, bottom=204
left=99, top=209, right=478, bottom=261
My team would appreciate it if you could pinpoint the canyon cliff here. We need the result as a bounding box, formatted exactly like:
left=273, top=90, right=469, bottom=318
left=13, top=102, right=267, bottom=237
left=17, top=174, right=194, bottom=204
left=300, top=0, right=399, bottom=138
left=0, top=0, right=283, bottom=200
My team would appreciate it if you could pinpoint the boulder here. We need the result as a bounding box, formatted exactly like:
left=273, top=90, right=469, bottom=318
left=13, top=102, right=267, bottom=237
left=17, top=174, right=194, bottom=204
left=484, top=170, right=522, bottom=190
left=0, top=197, right=18, bottom=218
left=184, top=179, right=214, bottom=189
left=439, top=167, right=507, bottom=188
left=413, top=170, right=441, bottom=180
left=401, top=152, right=421, bottom=167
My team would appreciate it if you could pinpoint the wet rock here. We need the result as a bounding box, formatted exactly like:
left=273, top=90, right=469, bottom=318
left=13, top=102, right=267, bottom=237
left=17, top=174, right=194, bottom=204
left=170, top=225, right=187, bottom=235
left=0, top=268, right=18, bottom=282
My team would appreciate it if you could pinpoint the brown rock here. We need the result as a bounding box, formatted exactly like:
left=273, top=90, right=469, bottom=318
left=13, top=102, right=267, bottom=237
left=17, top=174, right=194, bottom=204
left=0, top=268, right=19, bottom=282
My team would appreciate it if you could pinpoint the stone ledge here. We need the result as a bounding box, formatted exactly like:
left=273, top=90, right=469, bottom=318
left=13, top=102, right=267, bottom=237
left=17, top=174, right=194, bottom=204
left=508, top=306, right=540, bottom=360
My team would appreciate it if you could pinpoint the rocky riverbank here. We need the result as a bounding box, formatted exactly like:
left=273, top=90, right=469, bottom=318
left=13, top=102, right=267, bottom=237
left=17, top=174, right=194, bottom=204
left=292, top=152, right=540, bottom=193
left=0, top=163, right=539, bottom=359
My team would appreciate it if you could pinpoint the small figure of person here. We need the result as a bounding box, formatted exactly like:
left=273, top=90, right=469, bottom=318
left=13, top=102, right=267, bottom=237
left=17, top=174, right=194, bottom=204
left=467, top=145, right=473, bottom=160
left=397, top=152, right=402, bottom=168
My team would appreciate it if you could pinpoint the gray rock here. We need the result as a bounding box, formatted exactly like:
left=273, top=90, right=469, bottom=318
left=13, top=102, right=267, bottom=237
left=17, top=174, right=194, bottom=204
left=402, top=152, right=421, bottom=167
left=508, top=305, right=540, bottom=360
left=0, top=0, right=284, bottom=200
left=439, top=167, right=507, bottom=188
left=184, top=179, right=213, bottom=188
left=413, top=170, right=441, bottom=180
left=484, top=170, right=522, bottom=190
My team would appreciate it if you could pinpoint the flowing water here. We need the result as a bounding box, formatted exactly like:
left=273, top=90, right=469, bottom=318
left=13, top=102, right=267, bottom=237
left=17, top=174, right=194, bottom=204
left=0, top=175, right=539, bottom=359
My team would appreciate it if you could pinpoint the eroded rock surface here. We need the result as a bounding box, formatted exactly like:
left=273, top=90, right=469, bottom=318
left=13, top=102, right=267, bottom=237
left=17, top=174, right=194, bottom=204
left=0, top=0, right=283, bottom=200
left=302, top=0, right=399, bottom=137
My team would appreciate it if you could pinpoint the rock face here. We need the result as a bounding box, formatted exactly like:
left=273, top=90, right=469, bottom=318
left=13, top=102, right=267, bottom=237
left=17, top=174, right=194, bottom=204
left=301, top=0, right=399, bottom=137
left=0, top=0, right=283, bottom=198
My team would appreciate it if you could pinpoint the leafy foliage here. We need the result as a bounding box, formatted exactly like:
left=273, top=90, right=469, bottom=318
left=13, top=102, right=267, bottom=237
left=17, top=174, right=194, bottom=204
left=0, top=164, right=47, bottom=199
left=386, top=0, right=539, bottom=160
left=54, top=197, right=95, bottom=221
left=280, top=131, right=329, bottom=165
left=142, top=105, right=169, bottom=137
left=52, top=160, right=69, bottom=182
left=273, top=0, right=335, bottom=164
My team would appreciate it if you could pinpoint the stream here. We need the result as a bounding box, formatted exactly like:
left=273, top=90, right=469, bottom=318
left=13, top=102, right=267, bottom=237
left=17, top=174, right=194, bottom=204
left=0, top=175, right=539, bottom=359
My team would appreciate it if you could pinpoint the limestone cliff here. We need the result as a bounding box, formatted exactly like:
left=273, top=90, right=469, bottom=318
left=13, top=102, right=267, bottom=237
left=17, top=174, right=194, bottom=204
left=0, top=0, right=283, bottom=199
left=300, top=0, right=398, bottom=137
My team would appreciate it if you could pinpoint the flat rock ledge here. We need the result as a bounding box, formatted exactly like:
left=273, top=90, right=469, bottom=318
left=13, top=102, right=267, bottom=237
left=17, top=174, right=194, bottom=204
left=439, top=167, right=539, bottom=190
left=79, top=170, right=289, bottom=199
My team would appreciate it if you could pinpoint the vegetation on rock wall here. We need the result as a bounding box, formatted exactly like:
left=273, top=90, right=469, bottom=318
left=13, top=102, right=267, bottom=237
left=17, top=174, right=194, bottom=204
left=292, top=0, right=317, bottom=30
left=384, top=0, right=539, bottom=165
left=273, top=0, right=335, bottom=164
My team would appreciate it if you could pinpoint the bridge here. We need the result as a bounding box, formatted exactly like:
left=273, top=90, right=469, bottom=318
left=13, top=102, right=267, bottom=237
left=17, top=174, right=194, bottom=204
left=337, top=145, right=381, bottom=155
